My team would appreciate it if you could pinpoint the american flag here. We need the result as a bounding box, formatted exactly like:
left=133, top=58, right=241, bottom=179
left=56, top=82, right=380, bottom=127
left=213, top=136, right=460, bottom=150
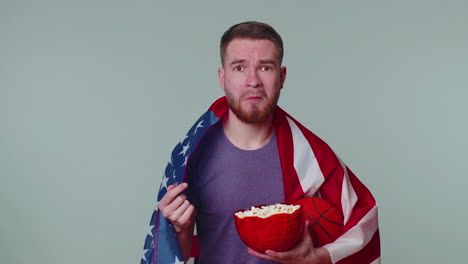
left=141, top=97, right=380, bottom=264
left=141, top=102, right=225, bottom=264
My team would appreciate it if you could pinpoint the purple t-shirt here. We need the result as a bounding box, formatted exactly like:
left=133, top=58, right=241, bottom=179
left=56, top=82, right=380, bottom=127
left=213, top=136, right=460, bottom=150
left=186, top=121, right=284, bottom=264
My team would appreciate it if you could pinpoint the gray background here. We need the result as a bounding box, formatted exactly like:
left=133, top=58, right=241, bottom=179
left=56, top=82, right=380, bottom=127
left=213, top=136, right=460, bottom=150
left=2, top=1, right=467, bottom=263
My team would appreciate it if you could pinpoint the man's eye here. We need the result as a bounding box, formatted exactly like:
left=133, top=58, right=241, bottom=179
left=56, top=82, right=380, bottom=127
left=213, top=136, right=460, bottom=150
left=234, top=66, right=244, bottom=71
left=261, top=66, right=271, bottom=71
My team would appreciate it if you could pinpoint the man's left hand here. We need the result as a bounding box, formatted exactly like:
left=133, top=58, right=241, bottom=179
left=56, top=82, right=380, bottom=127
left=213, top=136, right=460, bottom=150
left=247, top=221, right=332, bottom=264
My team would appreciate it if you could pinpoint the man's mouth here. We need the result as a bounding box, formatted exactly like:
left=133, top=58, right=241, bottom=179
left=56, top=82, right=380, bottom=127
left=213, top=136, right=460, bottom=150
left=245, top=96, right=263, bottom=100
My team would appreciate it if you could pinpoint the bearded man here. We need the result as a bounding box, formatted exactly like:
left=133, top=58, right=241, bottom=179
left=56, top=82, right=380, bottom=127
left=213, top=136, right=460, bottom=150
left=142, top=21, right=381, bottom=264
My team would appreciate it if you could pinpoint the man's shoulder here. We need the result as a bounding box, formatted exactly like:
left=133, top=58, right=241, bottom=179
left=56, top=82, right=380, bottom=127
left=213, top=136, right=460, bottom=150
left=275, top=108, right=337, bottom=158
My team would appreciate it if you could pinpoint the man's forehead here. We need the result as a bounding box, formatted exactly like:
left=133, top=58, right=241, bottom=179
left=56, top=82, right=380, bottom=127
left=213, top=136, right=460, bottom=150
left=225, top=38, right=280, bottom=62
left=226, top=38, right=277, bottom=51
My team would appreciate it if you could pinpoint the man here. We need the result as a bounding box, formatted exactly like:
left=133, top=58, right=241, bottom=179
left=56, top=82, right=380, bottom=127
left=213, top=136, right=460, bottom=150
left=142, top=21, right=380, bottom=264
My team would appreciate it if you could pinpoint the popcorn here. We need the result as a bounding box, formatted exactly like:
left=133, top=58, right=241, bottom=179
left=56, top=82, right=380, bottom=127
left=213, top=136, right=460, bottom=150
left=234, top=203, right=301, bottom=219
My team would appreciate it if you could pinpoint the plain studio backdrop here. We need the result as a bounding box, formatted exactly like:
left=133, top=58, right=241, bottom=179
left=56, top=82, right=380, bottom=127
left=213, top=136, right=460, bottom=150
left=2, top=1, right=467, bottom=263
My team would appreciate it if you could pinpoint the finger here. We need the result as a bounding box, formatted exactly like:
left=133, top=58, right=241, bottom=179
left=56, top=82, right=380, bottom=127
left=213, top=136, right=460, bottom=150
left=168, top=199, right=191, bottom=222
left=158, top=183, right=188, bottom=209
left=177, top=204, right=196, bottom=225
left=302, top=220, right=309, bottom=237
left=162, top=194, right=188, bottom=218
left=247, top=248, right=276, bottom=261
left=264, top=249, right=293, bottom=260
left=302, top=220, right=313, bottom=246
left=173, top=204, right=196, bottom=233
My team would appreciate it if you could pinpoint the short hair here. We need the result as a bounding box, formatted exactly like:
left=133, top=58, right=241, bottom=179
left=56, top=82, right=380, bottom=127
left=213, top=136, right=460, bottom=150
left=220, top=21, right=284, bottom=66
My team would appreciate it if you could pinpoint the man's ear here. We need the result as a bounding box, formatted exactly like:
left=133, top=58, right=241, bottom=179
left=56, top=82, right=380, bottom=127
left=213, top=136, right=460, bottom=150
left=280, top=66, right=287, bottom=89
left=218, top=67, right=225, bottom=91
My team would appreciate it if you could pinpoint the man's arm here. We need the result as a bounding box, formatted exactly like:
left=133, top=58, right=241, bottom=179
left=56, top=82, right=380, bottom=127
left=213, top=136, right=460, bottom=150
left=159, top=183, right=197, bottom=261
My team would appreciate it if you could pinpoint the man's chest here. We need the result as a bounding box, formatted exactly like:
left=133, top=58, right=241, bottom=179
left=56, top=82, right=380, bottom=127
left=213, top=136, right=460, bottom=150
left=196, top=158, right=285, bottom=218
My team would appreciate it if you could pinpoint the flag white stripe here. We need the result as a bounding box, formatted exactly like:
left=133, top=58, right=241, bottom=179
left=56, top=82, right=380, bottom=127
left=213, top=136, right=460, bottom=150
left=337, top=156, right=358, bottom=225
left=286, top=117, right=324, bottom=196
left=370, top=257, right=381, bottom=264
left=324, top=205, right=379, bottom=263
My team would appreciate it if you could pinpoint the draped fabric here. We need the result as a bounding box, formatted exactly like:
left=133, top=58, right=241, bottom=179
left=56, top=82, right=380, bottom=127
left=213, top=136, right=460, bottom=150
left=141, top=97, right=380, bottom=264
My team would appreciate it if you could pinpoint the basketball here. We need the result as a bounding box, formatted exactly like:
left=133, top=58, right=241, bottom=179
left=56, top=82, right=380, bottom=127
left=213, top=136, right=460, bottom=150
left=294, top=197, right=344, bottom=247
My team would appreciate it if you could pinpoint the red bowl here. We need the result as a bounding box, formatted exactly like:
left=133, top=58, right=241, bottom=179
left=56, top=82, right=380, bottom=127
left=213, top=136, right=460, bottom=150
left=233, top=205, right=303, bottom=253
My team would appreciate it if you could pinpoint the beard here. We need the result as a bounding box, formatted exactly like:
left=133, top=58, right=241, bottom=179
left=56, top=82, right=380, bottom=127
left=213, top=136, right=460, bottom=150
left=225, top=89, right=280, bottom=124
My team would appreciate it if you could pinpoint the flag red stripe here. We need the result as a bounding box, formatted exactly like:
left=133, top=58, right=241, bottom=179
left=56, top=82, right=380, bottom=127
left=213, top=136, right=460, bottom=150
left=208, top=97, right=229, bottom=118
left=337, top=230, right=381, bottom=264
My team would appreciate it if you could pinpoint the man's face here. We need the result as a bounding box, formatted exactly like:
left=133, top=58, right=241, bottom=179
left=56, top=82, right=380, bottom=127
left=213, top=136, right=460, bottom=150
left=218, top=38, right=287, bottom=124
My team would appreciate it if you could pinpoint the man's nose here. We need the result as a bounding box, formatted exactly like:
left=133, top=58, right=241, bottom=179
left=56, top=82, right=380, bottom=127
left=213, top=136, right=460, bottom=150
left=246, top=69, right=261, bottom=88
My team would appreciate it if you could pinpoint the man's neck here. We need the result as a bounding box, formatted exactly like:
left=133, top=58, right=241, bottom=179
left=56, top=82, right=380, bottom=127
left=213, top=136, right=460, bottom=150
left=222, top=110, right=275, bottom=151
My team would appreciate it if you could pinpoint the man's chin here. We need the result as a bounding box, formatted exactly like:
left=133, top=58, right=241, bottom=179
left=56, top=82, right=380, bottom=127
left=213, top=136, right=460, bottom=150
left=227, top=97, right=278, bottom=124
left=234, top=109, right=272, bottom=124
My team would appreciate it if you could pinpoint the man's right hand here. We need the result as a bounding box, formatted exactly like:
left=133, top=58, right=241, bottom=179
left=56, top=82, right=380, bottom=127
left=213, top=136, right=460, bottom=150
left=158, top=183, right=196, bottom=233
